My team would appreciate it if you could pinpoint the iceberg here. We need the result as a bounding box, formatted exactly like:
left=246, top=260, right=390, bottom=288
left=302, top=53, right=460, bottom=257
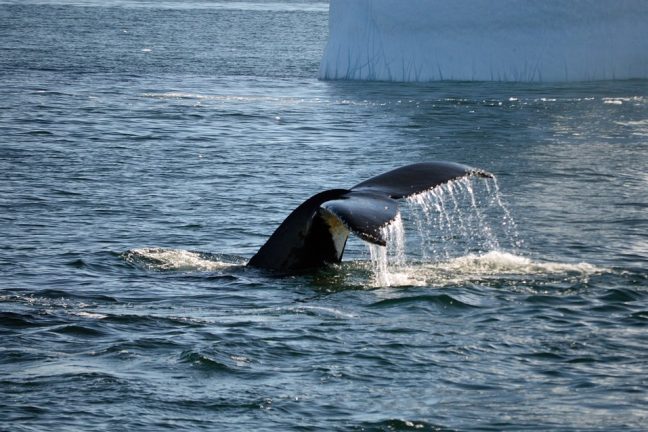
left=319, top=0, right=648, bottom=82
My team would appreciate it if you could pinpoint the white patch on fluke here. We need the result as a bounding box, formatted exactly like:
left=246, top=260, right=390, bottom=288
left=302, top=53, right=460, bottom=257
left=320, top=208, right=351, bottom=261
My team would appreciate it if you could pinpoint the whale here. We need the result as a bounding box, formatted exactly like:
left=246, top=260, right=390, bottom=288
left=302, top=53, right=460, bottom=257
left=247, top=161, right=493, bottom=271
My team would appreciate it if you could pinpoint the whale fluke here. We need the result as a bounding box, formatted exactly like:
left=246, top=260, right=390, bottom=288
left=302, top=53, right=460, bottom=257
left=247, top=162, right=493, bottom=271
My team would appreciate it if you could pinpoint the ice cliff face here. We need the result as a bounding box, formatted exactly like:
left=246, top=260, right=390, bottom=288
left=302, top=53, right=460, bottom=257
left=318, top=0, right=648, bottom=82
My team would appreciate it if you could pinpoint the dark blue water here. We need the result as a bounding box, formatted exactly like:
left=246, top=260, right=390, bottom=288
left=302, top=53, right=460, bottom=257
left=2, top=1, right=648, bottom=431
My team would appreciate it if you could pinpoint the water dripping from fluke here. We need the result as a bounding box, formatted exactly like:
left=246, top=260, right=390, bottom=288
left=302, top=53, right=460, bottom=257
left=363, top=176, right=587, bottom=288
left=368, top=214, right=412, bottom=287
left=406, top=176, right=522, bottom=259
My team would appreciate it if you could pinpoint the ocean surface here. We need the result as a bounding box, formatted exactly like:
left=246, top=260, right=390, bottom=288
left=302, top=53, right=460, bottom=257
left=1, top=1, right=648, bottom=431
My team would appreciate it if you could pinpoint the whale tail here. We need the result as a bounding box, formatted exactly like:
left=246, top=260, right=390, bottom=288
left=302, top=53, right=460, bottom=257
left=247, top=161, right=493, bottom=272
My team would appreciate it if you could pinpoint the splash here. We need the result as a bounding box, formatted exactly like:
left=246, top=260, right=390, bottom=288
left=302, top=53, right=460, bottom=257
left=366, top=176, right=529, bottom=286
left=367, top=214, right=424, bottom=287
left=406, top=176, right=521, bottom=259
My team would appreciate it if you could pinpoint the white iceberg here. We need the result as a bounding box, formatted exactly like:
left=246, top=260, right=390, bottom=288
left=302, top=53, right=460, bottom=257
left=319, top=0, right=648, bottom=82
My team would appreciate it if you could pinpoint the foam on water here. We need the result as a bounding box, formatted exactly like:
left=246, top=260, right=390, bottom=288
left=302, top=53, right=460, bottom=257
left=367, top=250, right=605, bottom=289
left=123, top=248, right=240, bottom=272
left=424, top=251, right=604, bottom=286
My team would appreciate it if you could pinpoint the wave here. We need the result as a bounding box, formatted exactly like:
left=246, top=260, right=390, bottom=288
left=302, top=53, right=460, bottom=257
left=352, top=419, right=447, bottom=432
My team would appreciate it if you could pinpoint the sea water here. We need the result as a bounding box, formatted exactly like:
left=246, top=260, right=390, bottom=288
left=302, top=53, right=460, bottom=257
left=1, top=1, right=648, bottom=431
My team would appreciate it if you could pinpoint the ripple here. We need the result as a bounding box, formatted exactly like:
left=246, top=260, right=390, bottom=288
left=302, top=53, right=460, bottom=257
left=51, top=324, right=107, bottom=338
left=101, top=313, right=204, bottom=330
left=280, top=305, right=356, bottom=319
left=179, top=350, right=238, bottom=373
left=598, top=287, right=643, bottom=303
left=31, top=289, right=118, bottom=304
left=353, top=419, right=453, bottom=432
left=369, top=294, right=478, bottom=310
left=630, top=311, right=648, bottom=321
left=0, top=312, right=45, bottom=329
left=99, top=338, right=183, bottom=355
left=0, top=348, right=53, bottom=364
